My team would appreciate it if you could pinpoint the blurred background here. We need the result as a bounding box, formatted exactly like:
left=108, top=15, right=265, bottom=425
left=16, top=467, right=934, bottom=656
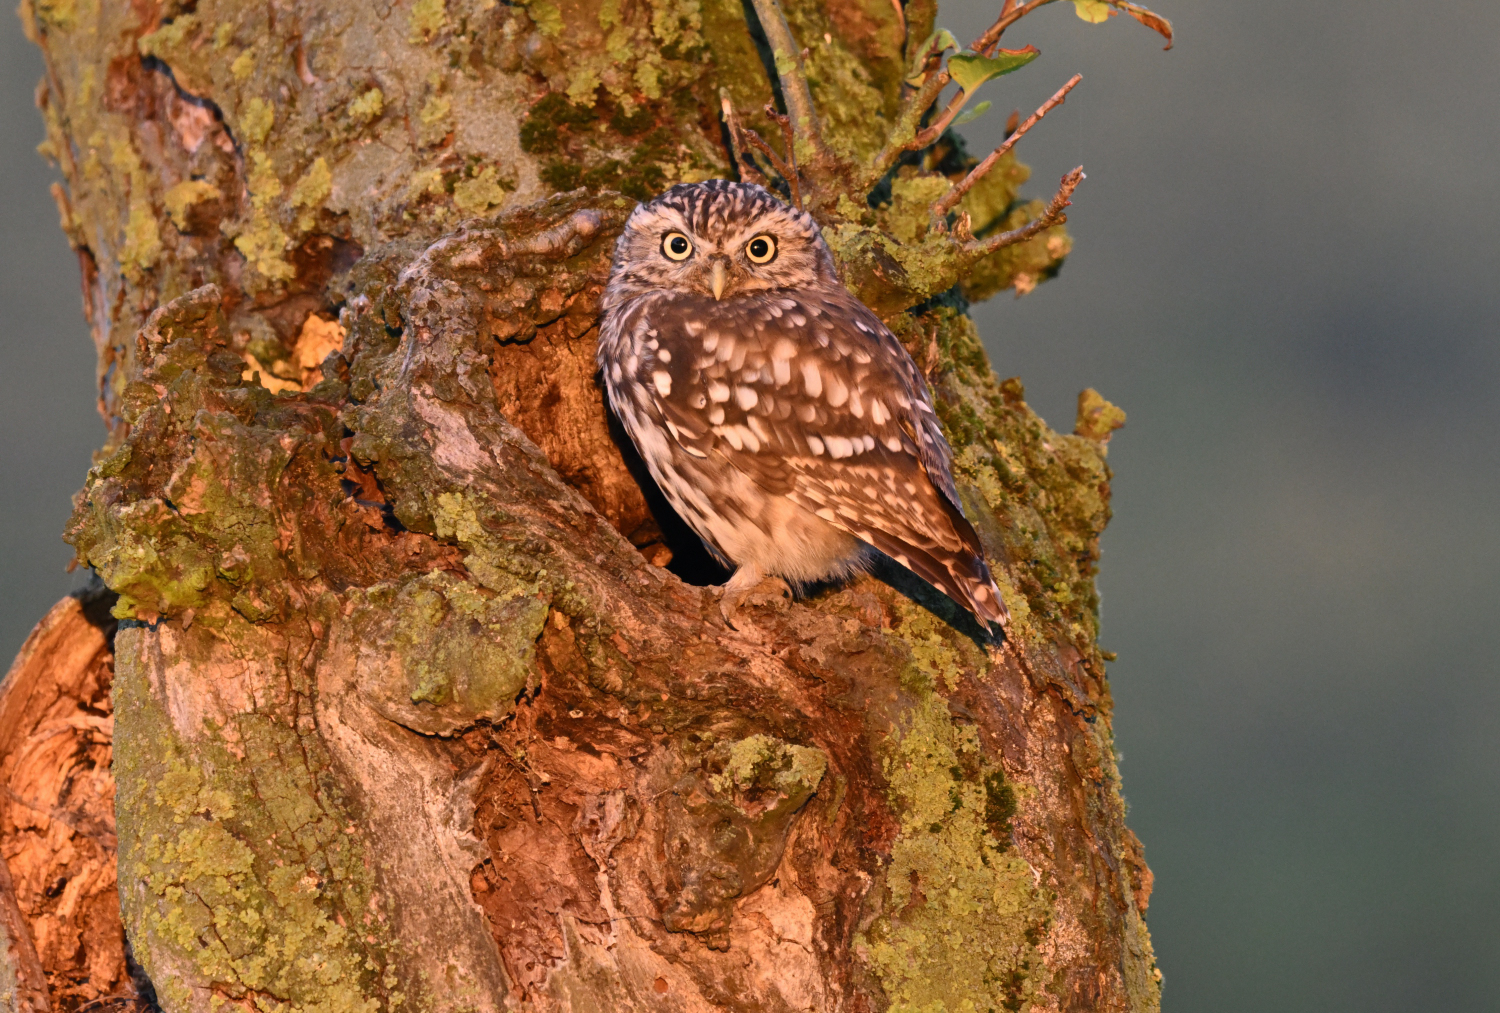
left=2, top=2, right=1496, bottom=1009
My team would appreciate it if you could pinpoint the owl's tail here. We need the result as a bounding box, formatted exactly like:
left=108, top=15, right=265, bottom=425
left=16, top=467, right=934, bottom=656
left=863, top=526, right=1009, bottom=635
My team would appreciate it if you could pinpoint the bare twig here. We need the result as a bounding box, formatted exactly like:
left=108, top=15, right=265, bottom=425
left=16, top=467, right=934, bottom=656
left=966, top=166, right=1084, bottom=256
left=762, top=102, right=803, bottom=208
left=720, top=91, right=770, bottom=188
left=932, top=73, right=1081, bottom=219
left=746, top=0, right=830, bottom=163
left=910, top=88, right=971, bottom=152
left=973, top=0, right=1061, bottom=56
left=726, top=102, right=802, bottom=207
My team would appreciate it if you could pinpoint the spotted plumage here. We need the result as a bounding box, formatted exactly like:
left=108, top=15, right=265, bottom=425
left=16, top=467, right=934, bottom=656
left=598, top=180, right=1007, bottom=631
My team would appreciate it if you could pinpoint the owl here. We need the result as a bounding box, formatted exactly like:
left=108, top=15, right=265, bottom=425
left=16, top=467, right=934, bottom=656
left=598, top=180, right=1007, bottom=633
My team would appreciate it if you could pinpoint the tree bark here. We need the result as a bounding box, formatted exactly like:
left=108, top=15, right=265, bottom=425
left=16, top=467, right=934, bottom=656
left=12, top=0, right=1158, bottom=1009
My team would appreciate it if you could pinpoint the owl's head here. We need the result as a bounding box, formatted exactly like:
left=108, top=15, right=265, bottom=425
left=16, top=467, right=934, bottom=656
left=604, top=180, right=839, bottom=305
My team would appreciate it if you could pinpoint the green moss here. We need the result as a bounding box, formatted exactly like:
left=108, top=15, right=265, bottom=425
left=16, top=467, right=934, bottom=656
left=518, top=93, right=596, bottom=156
left=782, top=1, right=902, bottom=165
left=884, top=174, right=951, bottom=245
left=892, top=595, right=976, bottom=693
left=114, top=620, right=399, bottom=1013
left=347, top=570, right=546, bottom=734
left=865, top=693, right=1051, bottom=1012
left=709, top=733, right=827, bottom=796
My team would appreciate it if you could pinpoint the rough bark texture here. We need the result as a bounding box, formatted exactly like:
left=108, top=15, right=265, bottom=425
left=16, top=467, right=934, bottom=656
left=11, top=0, right=1158, bottom=1009
left=0, top=589, right=138, bottom=1012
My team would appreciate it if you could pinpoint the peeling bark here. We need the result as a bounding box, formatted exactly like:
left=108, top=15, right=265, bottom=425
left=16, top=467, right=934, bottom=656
left=11, top=0, right=1159, bottom=1010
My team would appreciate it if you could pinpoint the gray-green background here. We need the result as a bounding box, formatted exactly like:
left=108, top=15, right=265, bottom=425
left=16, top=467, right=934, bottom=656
left=2, top=3, right=1495, bottom=1009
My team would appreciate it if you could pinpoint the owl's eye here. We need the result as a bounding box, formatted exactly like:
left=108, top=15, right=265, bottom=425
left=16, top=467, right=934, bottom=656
left=662, top=232, right=694, bottom=261
left=744, top=234, right=778, bottom=264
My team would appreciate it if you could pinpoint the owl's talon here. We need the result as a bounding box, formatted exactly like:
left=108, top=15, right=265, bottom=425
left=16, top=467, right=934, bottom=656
left=717, top=566, right=791, bottom=629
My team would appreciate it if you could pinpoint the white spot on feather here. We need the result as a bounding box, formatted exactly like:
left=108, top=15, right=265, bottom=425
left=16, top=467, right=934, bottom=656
left=652, top=371, right=672, bottom=397
left=824, top=373, right=848, bottom=408
left=735, top=386, right=758, bottom=410
left=801, top=362, right=822, bottom=398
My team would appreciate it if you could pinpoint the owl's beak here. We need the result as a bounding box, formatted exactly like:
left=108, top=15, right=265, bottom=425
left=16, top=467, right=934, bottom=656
left=710, top=260, right=727, bottom=301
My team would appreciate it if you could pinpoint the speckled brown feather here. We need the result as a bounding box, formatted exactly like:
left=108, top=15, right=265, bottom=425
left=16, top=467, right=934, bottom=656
left=599, top=181, right=1007, bottom=630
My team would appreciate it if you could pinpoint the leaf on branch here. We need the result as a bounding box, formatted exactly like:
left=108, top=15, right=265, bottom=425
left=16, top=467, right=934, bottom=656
left=905, top=27, right=961, bottom=84
left=1116, top=1, right=1174, bottom=48
left=953, top=100, right=993, bottom=127
left=947, top=46, right=1040, bottom=93
left=1071, top=0, right=1174, bottom=48
left=1071, top=0, right=1113, bottom=24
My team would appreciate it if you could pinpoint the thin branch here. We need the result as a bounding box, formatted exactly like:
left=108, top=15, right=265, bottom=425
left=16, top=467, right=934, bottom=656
left=726, top=102, right=802, bottom=207
left=932, top=73, right=1081, bottom=219
left=868, top=67, right=952, bottom=180
left=909, top=87, right=972, bottom=152
left=720, top=90, right=770, bottom=189
left=965, top=166, right=1084, bottom=256
left=973, top=0, right=1062, bottom=57
left=762, top=102, right=803, bottom=209
left=746, top=0, right=830, bottom=163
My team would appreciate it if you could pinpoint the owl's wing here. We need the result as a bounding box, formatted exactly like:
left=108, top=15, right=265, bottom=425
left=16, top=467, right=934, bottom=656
left=631, top=289, right=1007, bottom=628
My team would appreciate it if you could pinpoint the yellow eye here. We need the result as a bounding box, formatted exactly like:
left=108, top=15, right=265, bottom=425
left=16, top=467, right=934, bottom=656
left=662, top=232, right=694, bottom=261
left=745, top=234, right=778, bottom=264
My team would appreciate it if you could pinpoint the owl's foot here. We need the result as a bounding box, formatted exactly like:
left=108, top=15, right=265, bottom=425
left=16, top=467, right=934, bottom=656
left=718, top=564, right=792, bottom=629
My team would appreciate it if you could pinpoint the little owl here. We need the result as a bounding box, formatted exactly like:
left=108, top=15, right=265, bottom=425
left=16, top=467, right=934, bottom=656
left=598, top=180, right=1007, bottom=632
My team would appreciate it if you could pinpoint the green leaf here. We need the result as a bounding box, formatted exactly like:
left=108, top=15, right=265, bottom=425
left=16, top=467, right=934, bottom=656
left=906, top=28, right=961, bottom=84
left=946, top=46, right=1040, bottom=93
left=953, top=100, right=992, bottom=127
left=1072, top=0, right=1113, bottom=23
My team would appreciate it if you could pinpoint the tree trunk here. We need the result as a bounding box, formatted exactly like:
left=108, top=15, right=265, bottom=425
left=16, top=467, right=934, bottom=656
left=11, top=0, right=1159, bottom=1009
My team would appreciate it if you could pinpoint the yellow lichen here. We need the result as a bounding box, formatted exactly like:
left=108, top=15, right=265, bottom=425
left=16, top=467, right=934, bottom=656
left=230, top=48, right=254, bottom=82
left=528, top=0, right=563, bottom=37
left=419, top=93, right=451, bottom=126
left=409, top=0, right=447, bottom=43
left=866, top=693, right=1051, bottom=1012
left=451, top=167, right=509, bottom=215
left=137, top=13, right=198, bottom=58
left=347, top=87, right=385, bottom=124
left=163, top=179, right=220, bottom=231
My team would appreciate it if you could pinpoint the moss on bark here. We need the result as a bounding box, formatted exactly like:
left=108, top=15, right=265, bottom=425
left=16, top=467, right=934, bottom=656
left=23, top=0, right=1161, bottom=1009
